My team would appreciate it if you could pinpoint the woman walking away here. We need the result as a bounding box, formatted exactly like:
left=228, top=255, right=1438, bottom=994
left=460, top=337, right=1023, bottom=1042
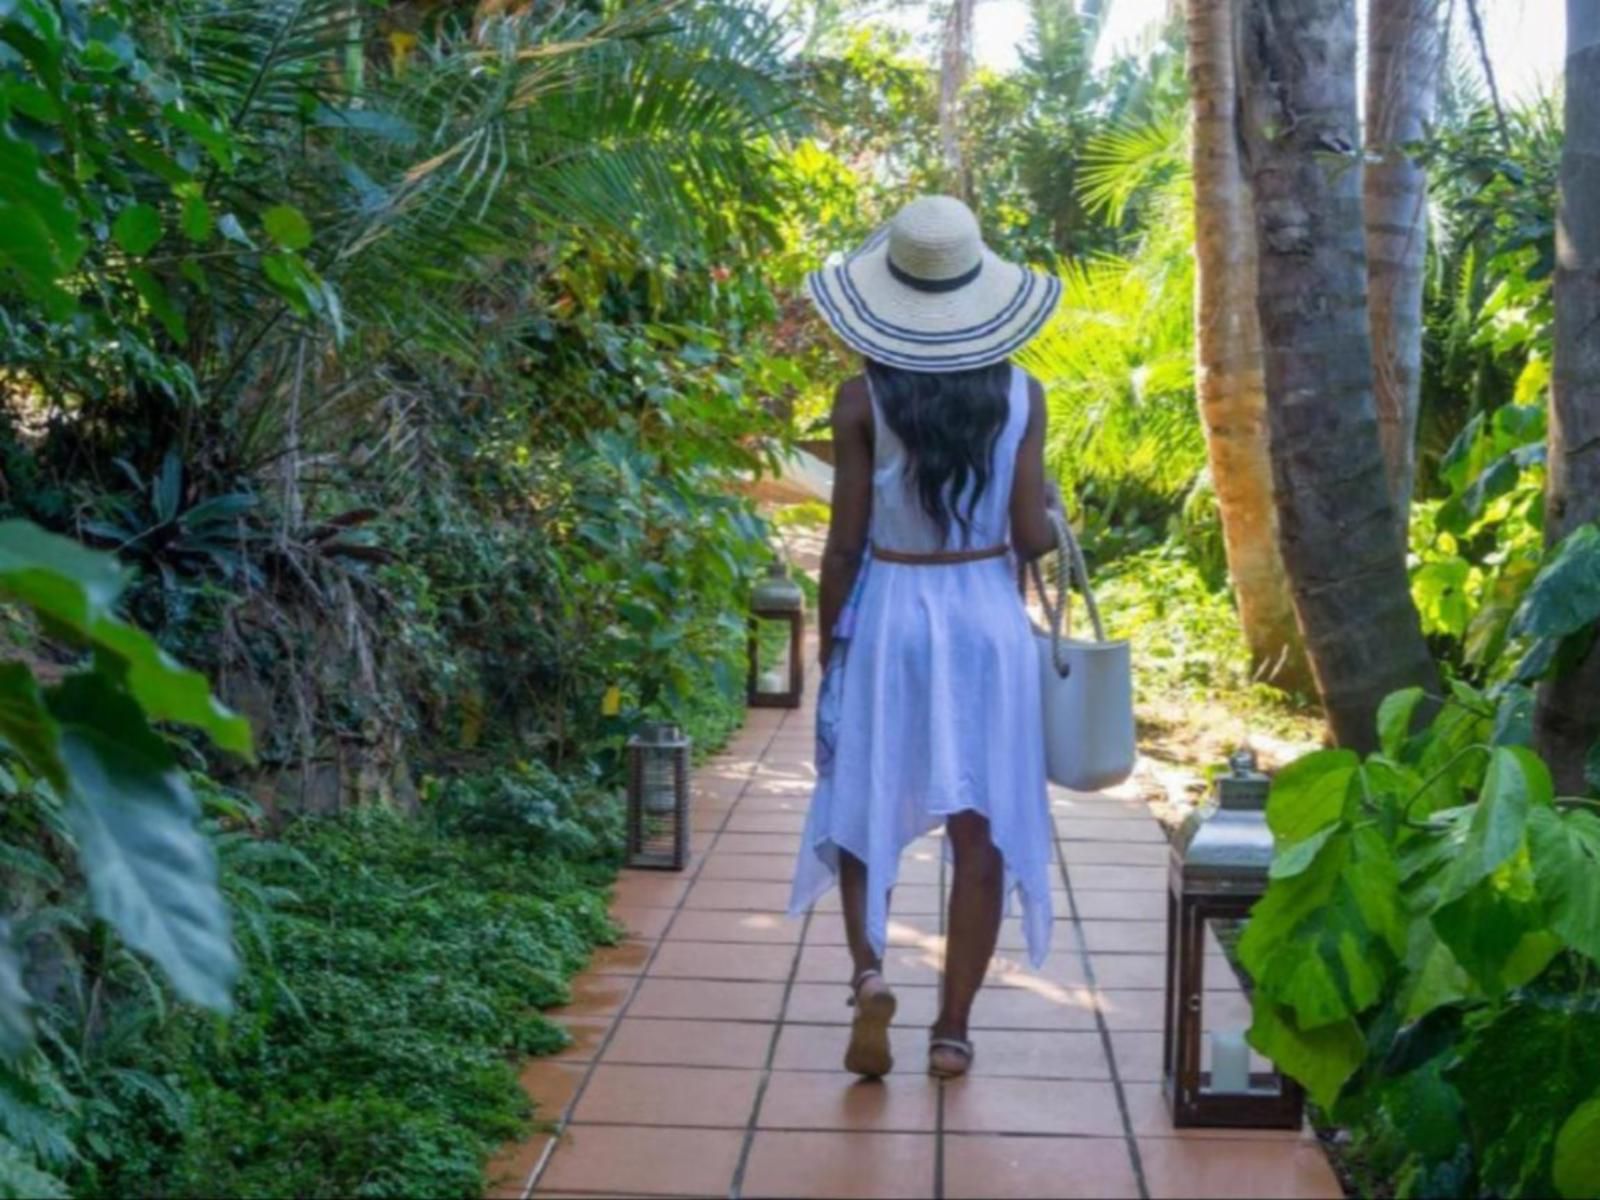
left=788, top=195, right=1063, bottom=1080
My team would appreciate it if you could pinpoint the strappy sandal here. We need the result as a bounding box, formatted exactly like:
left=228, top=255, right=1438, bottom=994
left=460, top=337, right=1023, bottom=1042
left=843, top=969, right=897, bottom=1078
left=928, top=1036, right=975, bottom=1079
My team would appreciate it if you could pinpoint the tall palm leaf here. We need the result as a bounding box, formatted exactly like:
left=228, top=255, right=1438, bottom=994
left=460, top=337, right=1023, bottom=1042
left=1020, top=179, right=1202, bottom=506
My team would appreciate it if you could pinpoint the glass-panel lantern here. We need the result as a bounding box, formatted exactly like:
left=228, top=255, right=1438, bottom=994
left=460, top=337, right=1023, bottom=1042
left=1164, top=747, right=1305, bottom=1129
left=748, top=562, right=805, bottom=709
left=625, top=721, right=690, bottom=870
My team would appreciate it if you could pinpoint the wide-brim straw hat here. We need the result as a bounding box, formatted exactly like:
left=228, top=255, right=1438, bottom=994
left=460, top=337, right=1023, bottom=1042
left=805, top=195, right=1062, bottom=373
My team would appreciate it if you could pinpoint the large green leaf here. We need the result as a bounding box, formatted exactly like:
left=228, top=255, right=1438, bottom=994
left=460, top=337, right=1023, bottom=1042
left=1512, top=524, right=1600, bottom=640
left=0, top=522, right=252, bottom=756
left=1528, top=807, right=1600, bottom=963
left=1399, top=921, right=1473, bottom=1022
left=1378, top=687, right=1426, bottom=760
left=1439, top=745, right=1550, bottom=901
left=53, top=679, right=237, bottom=1013
left=1265, top=749, right=1358, bottom=842
left=1554, top=1096, right=1600, bottom=1199
left=1380, top=1060, right=1467, bottom=1163
left=1432, top=866, right=1561, bottom=994
left=0, top=925, right=30, bottom=1061
left=1242, top=825, right=1403, bottom=1029
left=0, top=520, right=123, bottom=629
left=1492, top=684, right=1536, bottom=747
left=90, top=620, right=251, bottom=756
left=1247, top=994, right=1366, bottom=1110
left=0, top=664, right=63, bottom=790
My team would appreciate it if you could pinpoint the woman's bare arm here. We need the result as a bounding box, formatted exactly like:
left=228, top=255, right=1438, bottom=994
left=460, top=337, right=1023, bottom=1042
left=818, top=377, right=873, bottom=666
left=1010, top=375, right=1057, bottom=560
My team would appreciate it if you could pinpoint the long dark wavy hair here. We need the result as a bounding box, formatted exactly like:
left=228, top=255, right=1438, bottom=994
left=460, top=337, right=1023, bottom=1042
left=865, top=358, right=1012, bottom=547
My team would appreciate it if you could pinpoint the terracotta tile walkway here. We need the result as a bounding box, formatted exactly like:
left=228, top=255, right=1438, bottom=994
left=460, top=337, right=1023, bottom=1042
left=487, top=693, right=1343, bottom=1199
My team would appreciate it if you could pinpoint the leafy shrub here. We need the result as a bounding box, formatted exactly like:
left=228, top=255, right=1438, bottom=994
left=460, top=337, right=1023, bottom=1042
left=1410, top=402, right=1548, bottom=674
left=1240, top=676, right=1600, bottom=1197
left=1092, top=544, right=1297, bottom=714
left=433, top=760, right=622, bottom=861
left=80, top=813, right=618, bottom=1200
left=0, top=520, right=250, bottom=1053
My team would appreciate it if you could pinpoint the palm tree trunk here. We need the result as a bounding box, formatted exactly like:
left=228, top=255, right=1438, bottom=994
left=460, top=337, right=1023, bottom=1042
left=1364, top=0, right=1444, bottom=523
left=1237, top=0, right=1439, bottom=750
left=939, top=0, right=974, bottom=201
left=1186, top=0, right=1310, bottom=691
left=1534, top=1, right=1600, bottom=792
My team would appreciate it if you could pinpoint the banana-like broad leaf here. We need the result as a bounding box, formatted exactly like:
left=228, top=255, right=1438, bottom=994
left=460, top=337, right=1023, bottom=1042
left=0, top=521, right=253, bottom=758
left=0, top=927, right=30, bottom=1062
left=53, top=679, right=237, bottom=1013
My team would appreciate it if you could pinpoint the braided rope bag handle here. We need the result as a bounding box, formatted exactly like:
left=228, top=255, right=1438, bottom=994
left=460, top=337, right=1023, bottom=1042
left=1027, top=511, right=1108, bottom=678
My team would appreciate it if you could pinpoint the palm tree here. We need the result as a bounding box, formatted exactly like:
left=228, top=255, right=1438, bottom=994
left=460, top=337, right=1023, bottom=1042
left=1237, top=0, right=1438, bottom=749
left=1535, top=0, right=1600, bottom=791
left=939, top=0, right=975, bottom=200
left=1184, top=0, right=1309, bottom=690
left=1365, top=0, right=1446, bottom=523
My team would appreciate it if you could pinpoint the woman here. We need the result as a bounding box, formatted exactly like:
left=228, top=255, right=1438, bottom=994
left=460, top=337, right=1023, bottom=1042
left=787, top=195, right=1063, bottom=1080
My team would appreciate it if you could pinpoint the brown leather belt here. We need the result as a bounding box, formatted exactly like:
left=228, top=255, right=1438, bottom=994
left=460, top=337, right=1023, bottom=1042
left=871, top=542, right=1010, bottom=565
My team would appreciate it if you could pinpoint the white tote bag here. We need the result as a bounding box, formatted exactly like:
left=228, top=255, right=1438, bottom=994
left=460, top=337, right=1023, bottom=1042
left=1029, top=513, right=1136, bottom=792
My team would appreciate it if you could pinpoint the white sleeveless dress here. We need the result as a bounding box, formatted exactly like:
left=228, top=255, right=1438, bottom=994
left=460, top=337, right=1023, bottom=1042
left=788, top=365, right=1054, bottom=966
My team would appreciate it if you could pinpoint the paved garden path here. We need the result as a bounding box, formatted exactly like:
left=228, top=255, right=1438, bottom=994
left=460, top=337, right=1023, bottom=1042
left=488, top=690, right=1342, bottom=1199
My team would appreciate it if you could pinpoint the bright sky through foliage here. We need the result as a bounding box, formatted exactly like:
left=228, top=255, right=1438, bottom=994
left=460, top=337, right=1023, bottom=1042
left=860, top=0, right=1566, bottom=102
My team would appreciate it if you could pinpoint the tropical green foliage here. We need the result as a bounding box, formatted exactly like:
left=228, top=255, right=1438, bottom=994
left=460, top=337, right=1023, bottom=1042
left=3, top=0, right=791, bottom=1193
left=1241, top=521, right=1600, bottom=1196
left=1019, top=152, right=1200, bottom=536
left=6, top=799, right=619, bottom=1199
left=0, top=521, right=250, bottom=1046
left=1, top=0, right=795, bottom=774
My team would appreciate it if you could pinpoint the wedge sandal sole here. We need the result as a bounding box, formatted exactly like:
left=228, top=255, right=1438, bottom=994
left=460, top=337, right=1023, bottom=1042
left=928, top=1038, right=975, bottom=1079
left=843, top=987, right=897, bottom=1078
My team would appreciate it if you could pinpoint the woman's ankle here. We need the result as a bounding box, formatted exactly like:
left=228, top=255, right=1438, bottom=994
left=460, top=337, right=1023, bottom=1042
left=851, top=962, right=885, bottom=988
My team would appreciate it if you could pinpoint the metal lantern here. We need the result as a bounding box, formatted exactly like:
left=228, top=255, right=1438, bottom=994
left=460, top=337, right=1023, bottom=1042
left=625, top=721, right=691, bottom=870
left=747, top=561, right=805, bottom=709
left=1164, top=747, right=1305, bottom=1129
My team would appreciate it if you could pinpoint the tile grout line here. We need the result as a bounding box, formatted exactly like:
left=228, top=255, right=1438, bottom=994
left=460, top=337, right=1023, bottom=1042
left=518, top=715, right=787, bottom=1200
left=1052, top=814, right=1150, bottom=1200
left=730, top=708, right=814, bottom=1200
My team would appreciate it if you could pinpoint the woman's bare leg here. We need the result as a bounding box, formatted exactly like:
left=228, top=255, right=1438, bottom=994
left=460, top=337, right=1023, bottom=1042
left=838, top=850, right=882, bottom=979
left=935, top=811, right=1004, bottom=1044
left=838, top=850, right=896, bottom=1077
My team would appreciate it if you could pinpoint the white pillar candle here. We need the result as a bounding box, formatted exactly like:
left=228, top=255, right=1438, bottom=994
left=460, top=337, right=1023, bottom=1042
left=1210, top=1028, right=1250, bottom=1094
left=759, top=669, right=785, bottom=693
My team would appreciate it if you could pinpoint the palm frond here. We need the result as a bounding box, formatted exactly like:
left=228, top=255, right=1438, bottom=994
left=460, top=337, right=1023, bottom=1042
left=340, top=1, right=801, bottom=275
left=1076, top=111, right=1187, bottom=225
left=1019, top=173, right=1203, bottom=506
